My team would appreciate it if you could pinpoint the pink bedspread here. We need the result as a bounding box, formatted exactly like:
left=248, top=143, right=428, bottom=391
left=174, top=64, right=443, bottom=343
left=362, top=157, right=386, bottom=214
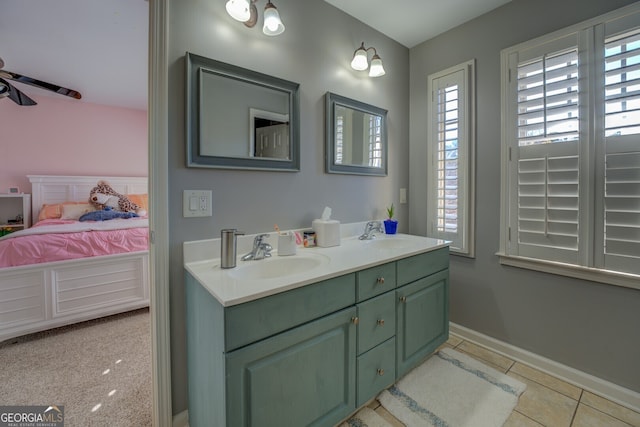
left=0, top=219, right=149, bottom=268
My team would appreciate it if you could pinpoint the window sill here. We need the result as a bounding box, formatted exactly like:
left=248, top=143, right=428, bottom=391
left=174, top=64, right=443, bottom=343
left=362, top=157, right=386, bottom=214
left=496, top=253, right=640, bottom=291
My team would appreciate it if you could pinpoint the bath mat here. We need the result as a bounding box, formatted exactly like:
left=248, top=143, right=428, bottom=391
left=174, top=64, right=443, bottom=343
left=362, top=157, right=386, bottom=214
left=339, top=407, right=393, bottom=427
left=378, top=348, right=526, bottom=427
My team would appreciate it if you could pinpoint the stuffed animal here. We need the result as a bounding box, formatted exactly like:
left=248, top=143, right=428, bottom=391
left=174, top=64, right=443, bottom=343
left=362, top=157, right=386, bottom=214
left=89, top=181, right=147, bottom=216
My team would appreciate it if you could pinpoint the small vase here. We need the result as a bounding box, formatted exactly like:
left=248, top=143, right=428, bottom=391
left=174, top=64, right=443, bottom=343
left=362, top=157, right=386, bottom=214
left=384, top=219, right=398, bottom=235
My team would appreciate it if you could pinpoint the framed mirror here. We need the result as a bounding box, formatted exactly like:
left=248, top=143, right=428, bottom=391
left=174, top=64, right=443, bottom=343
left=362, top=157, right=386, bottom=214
left=186, top=52, right=300, bottom=171
left=325, top=92, right=388, bottom=176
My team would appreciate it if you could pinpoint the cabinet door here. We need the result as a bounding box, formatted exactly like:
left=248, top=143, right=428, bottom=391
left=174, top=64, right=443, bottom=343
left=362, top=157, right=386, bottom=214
left=226, top=307, right=357, bottom=427
left=396, top=269, right=449, bottom=378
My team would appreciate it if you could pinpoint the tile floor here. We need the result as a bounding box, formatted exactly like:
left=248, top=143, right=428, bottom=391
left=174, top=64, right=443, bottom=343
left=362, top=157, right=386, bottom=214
left=365, top=334, right=640, bottom=427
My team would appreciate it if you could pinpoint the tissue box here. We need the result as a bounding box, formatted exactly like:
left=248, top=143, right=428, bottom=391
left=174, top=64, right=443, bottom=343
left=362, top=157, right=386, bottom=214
left=312, top=219, right=341, bottom=247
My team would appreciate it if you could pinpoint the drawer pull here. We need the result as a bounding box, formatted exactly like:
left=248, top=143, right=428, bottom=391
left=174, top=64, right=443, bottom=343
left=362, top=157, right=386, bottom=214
left=399, top=296, right=407, bottom=303
left=376, top=276, right=385, bottom=285
left=377, top=368, right=385, bottom=376
left=351, top=316, right=359, bottom=325
left=377, top=319, right=385, bottom=326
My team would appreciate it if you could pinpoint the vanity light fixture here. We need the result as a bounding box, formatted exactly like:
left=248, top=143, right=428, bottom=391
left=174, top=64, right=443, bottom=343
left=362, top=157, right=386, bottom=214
left=350, top=42, right=386, bottom=77
left=225, top=0, right=285, bottom=36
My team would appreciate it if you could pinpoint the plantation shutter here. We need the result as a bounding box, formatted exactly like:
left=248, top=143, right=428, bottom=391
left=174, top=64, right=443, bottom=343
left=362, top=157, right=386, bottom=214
left=602, top=28, right=640, bottom=275
left=428, top=68, right=467, bottom=251
left=513, top=46, right=582, bottom=264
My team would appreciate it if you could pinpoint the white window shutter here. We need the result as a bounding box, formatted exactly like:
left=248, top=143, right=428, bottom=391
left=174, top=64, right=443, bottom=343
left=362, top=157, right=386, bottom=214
left=602, top=29, right=640, bottom=275
left=427, top=61, right=475, bottom=256
left=513, top=47, right=582, bottom=264
left=500, top=4, right=640, bottom=286
left=516, top=144, right=580, bottom=264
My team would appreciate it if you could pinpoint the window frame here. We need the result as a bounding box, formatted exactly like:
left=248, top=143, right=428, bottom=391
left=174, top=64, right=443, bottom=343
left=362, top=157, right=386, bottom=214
left=426, top=59, right=476, bottom=257
left=498, top=3, right=640, bottom=290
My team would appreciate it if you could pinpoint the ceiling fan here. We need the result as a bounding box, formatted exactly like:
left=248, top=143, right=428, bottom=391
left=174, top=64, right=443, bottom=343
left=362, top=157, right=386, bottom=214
left=0, top=57, right=82, bottom=106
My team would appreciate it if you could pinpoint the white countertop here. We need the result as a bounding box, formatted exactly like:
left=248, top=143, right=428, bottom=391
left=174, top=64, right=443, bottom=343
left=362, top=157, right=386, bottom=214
left=184, top=226, right=448, bottom=307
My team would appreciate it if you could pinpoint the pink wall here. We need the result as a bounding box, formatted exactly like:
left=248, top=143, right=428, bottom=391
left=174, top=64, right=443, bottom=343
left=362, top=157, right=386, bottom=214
left=0, top=96, right=147, bottom=194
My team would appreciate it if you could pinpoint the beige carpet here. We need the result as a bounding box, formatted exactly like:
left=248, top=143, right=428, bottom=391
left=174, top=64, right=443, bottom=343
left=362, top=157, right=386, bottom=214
left=0, top=308, right=152, bottom=427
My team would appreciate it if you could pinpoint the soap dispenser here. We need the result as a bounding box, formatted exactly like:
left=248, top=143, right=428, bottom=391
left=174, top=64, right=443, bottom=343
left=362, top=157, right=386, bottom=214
left=221, top=229, right=244, bottom=268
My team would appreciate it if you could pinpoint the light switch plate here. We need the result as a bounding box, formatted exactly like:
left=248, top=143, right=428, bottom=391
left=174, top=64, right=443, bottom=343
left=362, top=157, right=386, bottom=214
left=400, top=188, right=407, bottom=204
left=183, top=190, right=212, bottom=217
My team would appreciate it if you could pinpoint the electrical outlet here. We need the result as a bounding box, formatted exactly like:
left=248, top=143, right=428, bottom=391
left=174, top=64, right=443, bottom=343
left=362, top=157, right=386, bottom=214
left=183, top=190, right=212, bottom=217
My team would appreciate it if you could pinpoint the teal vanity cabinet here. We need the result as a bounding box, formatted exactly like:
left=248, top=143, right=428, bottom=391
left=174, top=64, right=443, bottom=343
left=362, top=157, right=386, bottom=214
left=186, top=245, right=449, bottom=427
left=354, top=262, right=397, bottom=406
left=226, top=307, right=357, bottom=426
left=396, top=248, right=449, bottom=378
left=186, top=273, right=357, bottom=427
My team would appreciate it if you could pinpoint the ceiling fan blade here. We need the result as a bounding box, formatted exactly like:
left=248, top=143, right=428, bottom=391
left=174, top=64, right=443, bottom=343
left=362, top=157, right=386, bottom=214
left=4, top=71, right=81, bottom=100
left=0, top=78, right=38, bottom=106
left=0, top=80, right=9, bottom=98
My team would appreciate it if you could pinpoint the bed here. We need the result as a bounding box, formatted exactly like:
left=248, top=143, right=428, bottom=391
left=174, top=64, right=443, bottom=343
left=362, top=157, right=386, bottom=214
left=0, top=175, right=150, bottom=342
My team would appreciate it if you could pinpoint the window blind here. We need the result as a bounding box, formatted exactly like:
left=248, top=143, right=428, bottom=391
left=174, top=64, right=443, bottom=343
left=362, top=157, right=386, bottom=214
left=501, top=4, right=640, bottom=286
left=368, top=115, right=383, bottom=167
left=427, top=61, right=474, bottom=256
left=335, top=114, right=344, bottom=164
left=604, top=31, right=640, bottom=136
left=435, top=84, right=460, bottom=234
left=603, top=29, right=640, bottom=274
left=515, top=49, right=581, bottom=263
left=517, top=49, right=579, bottom=146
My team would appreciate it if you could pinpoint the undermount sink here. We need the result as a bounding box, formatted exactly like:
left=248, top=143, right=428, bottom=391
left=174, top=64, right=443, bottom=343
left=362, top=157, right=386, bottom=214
left=362, top=236, right=415, bottom=250
left=227, top=253, right=329, bottom=280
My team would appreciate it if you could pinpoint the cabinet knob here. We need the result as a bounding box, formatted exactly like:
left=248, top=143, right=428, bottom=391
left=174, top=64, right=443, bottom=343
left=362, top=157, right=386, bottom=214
left=377, top=368, right=385, bottom=376
left=376, top=276, right=385, bottom=285
left=399, top=296, right=407, bottom=303
left=351, top=316, right=359, bottom=325
left=377, top=319, right=385, bottom=326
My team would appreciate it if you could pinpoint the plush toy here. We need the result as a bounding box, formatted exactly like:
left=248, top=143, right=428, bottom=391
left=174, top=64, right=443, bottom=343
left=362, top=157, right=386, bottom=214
left=89, top=181, right=147, bottom=216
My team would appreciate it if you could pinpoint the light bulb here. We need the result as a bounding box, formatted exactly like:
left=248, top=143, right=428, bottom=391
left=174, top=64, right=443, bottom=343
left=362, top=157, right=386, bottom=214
left=226, top=0, right=251, bottom=22
left=263, top=2, right=284, bottom=36
left=369, top=56, right=386, bottom=77
left=350, top=48, right=368, bottom=71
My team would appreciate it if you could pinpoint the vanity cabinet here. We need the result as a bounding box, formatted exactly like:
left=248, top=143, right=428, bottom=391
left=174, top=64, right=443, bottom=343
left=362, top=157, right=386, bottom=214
left=186, top=246, right=448, bottom=427
left=396, top=270, right=449, bottom=378
left=226, top=307, right=357, bottom=427
left=396, top=249, right=450, bottom=378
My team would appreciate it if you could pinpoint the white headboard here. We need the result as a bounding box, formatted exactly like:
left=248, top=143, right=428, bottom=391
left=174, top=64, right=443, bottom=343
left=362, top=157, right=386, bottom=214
left=28, top=175, right=148, bottom=222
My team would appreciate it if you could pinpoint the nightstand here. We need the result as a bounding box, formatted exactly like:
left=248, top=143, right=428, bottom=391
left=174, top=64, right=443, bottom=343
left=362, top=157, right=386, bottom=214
left=0, top=193, right=31, bottom=236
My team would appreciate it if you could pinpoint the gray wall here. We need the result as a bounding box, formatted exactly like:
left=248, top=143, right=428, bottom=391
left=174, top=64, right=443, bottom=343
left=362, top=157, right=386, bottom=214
left=409, top=0, right=640, bottom=393
left=167, top=0, right=409, bottom=413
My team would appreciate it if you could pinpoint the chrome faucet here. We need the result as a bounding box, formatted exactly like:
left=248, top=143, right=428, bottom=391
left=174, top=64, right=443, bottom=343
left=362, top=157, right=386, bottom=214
left=241, top=234, right=273, bottom=261
left=359, top=221, right=384, bottom=240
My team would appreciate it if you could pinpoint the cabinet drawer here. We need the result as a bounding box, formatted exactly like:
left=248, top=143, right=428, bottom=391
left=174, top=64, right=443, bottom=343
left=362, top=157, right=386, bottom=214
left=357, top=337, right=395, bottom=407
left=225, top=273, right=356, bottom=351
left=356, top=262, right=396, bottom=301
left=397, top=247, right=449, bottom=286
left=357, top=292, right=395, bottom=354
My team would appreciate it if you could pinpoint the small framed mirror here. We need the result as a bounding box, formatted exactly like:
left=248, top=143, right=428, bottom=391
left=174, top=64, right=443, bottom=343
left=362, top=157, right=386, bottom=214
left=186, top=52, right=300, bottom=171
left=325, top=92, right=388, bottom=176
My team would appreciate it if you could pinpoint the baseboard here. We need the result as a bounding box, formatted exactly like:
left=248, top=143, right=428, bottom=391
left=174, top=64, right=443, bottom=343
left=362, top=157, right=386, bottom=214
left=449, top=322, right=640, bottom=413
left=172, top=410, right=189, bottom=427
